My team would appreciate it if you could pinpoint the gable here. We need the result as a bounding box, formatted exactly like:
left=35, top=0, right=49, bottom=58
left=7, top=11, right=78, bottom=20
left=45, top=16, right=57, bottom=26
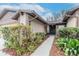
left=0, top=11, right=18, bottom=25
left=12, top=10, right=48, bottom=25
left=1, top=11, right=16, bottom=21
left=63, top=8, right=79, bottom=22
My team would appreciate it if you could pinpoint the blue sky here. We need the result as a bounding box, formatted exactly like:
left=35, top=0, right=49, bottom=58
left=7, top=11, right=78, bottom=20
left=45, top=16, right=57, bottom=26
left=39, top=3, right=74, bottom=12
left=0, top=3, right=74, bottom=12
left=0, top=3, right=77, bottom=20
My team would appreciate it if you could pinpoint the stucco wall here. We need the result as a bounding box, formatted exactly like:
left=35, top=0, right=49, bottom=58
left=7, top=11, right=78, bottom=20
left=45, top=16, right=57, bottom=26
left=67, top=17, right=77, bottom=27
left=31, top=19, right=46, bottom=33
left=66, top=9, right=79, bottom=27
left=77, top=18, right=79, bottom=27
left=56, top=25, right=65, bottom=34
left=75, top=10, right=79, bottom=27
left=47, top=25, right=49, bottom=33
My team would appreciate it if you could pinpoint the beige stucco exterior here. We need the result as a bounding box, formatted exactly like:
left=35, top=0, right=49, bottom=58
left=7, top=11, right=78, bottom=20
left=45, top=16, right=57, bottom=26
left=56, top=25, right=65, bottom=34
left=66, top=10, right=79, bottom=27
left=28, top=15, right=47, bottom=33
left=67, top=17, right=77, bottom=27
left=31, top=19, right=46, bottom=33
left=47, top=25, right=49, bottom=33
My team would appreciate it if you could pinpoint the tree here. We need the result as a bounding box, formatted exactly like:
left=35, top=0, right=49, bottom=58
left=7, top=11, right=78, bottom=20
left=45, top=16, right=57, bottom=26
left=46, top=10, right=67, bottom=22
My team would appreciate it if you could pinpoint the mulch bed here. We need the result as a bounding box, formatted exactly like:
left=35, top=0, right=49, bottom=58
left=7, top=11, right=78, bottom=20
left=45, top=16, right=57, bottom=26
left=2, top=48, right=32, bottom=56
left=49, top=36, right=64, bottom=56
left=3, top=48, right=17, bottom=56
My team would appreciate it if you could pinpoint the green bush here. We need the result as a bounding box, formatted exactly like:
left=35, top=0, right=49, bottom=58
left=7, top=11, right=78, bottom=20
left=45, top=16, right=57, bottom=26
left=56, top=37, right=79, bottom=56
left=34, top=32, right=45, bottom=44
left=0, top=24, right=45, bottom=56
left=56, top=27, right=79, bottom=56
left=59, top=27, right=79, bottom=39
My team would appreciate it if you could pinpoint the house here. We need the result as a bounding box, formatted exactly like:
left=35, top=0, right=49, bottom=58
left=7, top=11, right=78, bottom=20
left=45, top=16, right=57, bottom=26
left=0, top=8, right=18, bottom=25
left=0, top=8, right=67, bottom=35
left=2, top=8, right=78, bottom=35
left=49, top=8, right=79, bottom=35
left=0, top=8, right=51, bottom=34
left=62, top=8, right=79, bottom=27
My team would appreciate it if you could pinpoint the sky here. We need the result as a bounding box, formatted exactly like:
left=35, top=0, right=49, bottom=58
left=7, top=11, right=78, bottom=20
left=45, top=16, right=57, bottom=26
left=0, top=3, right=78, bottom=20
left=39, top=3, right=74, bottom=12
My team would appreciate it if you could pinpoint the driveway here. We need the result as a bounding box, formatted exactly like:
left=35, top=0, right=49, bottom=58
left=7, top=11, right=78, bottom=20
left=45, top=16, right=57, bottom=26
left=31, top=35, right=55, bottom=56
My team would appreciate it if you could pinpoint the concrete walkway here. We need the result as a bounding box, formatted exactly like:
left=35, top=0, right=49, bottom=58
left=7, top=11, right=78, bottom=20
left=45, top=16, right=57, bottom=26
left=31, top=35, right=55, bottom=56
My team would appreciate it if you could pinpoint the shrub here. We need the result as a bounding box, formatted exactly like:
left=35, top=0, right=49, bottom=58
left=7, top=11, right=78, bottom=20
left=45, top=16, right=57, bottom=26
left=34, top=32, right=45, bottom=44
left=0, top=24, right=46, bottom=56
left=56, top=37, right=79, bottom=56
left=0, top=24, right=32, bottom=55
left=56, top=27, right=79, bottom=56
left=59, top=27, right=79, bottom=39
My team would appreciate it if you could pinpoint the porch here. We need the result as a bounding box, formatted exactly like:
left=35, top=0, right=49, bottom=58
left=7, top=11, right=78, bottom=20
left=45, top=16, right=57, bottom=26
left=48, top=22, right=66, bottom=35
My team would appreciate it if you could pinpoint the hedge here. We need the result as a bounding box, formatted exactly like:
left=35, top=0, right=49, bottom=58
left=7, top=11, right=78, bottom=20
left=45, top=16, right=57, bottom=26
left=59, top=27, right=79, bottom=39
left=0, top=24, right=45, bottom=56
left=56, top=27, right=79, bottom=56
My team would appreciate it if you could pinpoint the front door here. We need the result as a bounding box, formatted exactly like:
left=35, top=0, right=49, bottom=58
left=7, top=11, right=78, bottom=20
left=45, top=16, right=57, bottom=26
left=49, top=25, right=56, bottom=35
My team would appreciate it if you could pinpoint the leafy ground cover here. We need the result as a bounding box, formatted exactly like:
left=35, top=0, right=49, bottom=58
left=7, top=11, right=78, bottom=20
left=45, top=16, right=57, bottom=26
left=50, top=27, right=79, bottom=56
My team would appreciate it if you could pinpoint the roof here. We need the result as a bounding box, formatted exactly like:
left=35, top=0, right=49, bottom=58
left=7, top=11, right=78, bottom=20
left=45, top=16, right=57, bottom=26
left=0, top=8, right=48, bottom=25
left=63, top=7, right=79, bottom=22
left=12, top=9, right=48, bottom=24
left=1, top=7, right=79, bottom=26
left=0, top=8, right=18, bottom=25
left=48, top=21, right=66, bottom=25
left=0, top=8, right=17, bottom=19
